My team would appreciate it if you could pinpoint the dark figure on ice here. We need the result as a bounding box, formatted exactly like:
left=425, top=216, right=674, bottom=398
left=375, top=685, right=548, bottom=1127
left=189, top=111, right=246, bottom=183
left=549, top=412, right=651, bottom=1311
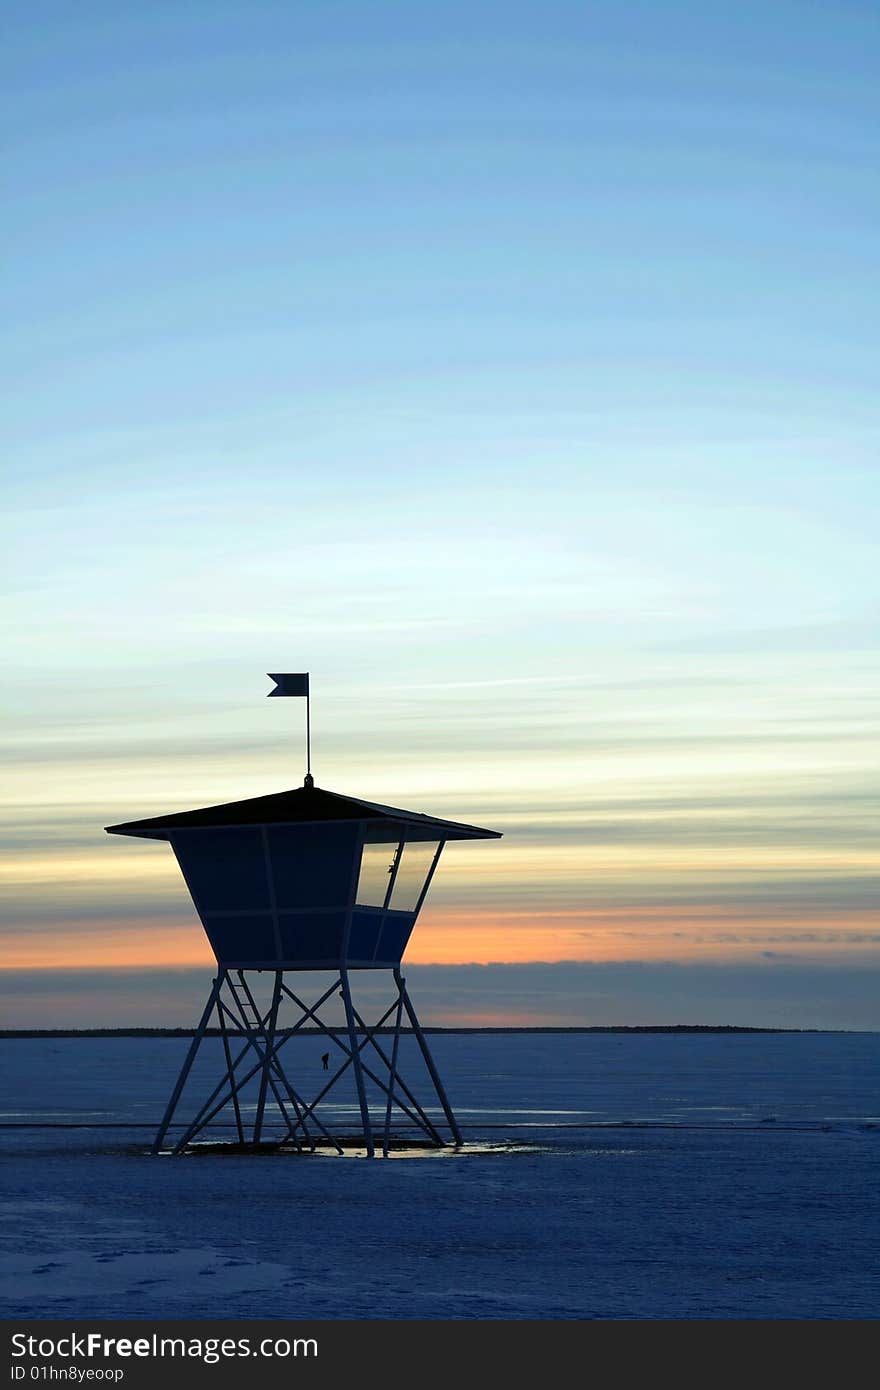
left=321, top=1052, right=330, bottom=1071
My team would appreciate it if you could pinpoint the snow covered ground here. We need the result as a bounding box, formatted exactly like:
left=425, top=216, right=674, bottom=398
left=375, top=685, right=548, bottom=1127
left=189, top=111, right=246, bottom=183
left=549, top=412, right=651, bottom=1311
left=1, top=1032, right=878, bottom=1318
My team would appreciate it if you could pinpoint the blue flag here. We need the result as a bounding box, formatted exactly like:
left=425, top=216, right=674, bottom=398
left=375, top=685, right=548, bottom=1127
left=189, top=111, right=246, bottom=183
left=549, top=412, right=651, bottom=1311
left=267, top=672, right=309, bottom=697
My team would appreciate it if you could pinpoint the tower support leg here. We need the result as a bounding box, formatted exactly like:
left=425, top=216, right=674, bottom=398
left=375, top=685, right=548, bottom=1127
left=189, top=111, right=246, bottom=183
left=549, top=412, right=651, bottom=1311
left=396, top=967, right=463, bottom=1145
left=253, top=970, right=282, bottom=1144
left=233, top=971, right=316, bottom=1151
left=170, top=978, right=339, bottom=1153
left=340, top=968, right=374, bottom=1157
left=152, top=968, right=461, bottom=1156
left=382, top=984, right=405, bottom=1157
left=347, top=994, right=444, bottom=1144
left=152, top=972, right=225, bottom=1154
left=217, top=992, right=244, bottom=1144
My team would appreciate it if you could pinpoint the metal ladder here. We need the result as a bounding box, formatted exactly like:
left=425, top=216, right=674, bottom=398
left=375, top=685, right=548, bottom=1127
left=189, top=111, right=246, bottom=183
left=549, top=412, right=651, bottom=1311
left=226, top=972, right=311, bottom=1150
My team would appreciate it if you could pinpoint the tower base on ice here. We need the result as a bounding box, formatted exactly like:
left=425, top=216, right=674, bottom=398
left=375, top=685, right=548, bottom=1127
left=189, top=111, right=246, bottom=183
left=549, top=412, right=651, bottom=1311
left=153, top=968, right=461, bottom=1157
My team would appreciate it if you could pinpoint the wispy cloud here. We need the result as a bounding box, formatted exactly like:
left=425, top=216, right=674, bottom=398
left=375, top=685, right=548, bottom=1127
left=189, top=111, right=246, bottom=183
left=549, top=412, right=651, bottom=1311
left=3, top=0, right=878, bottom=1025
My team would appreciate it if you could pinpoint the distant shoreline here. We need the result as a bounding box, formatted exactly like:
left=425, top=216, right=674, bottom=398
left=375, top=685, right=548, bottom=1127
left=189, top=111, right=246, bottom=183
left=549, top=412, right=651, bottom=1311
left=0, top=1025, right=837, bottom=1038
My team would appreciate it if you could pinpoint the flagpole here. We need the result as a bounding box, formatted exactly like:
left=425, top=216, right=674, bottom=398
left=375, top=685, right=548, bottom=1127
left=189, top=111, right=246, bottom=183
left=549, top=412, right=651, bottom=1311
left=267, top=673, right=312, bottom=785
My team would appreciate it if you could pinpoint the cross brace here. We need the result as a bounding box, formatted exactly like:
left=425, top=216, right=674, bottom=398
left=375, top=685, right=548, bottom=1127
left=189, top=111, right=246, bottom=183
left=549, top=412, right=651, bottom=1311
left=151, top=968, right=463, bottom=1156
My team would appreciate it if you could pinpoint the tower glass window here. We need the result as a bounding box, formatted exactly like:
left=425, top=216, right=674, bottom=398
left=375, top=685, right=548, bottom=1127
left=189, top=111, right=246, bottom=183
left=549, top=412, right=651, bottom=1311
left=389, top=841, right=440, bottom=912
left=356, top=842, right=399, bottom=907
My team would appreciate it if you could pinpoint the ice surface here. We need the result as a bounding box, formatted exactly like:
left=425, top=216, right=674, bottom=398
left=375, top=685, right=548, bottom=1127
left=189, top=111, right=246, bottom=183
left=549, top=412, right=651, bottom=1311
left=1, top=1033, right=878, bottom=1319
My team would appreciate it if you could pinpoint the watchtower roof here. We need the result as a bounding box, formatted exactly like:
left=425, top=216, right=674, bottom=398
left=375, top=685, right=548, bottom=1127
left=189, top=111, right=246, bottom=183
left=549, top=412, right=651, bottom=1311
left=105, top=782, right=502, bottom=843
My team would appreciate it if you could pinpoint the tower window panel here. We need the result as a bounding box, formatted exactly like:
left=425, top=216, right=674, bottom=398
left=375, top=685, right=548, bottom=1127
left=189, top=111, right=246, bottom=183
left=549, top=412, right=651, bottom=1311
left=356, top=841, right=401, bottom=907
left=203, top=913, right=277, bottom=963
left=376, top=915, right=416, bottom=963
left=267, top=823, right=358, bottom=909
left=348, top=910, right=384, bottom=960
left=172, top=829, right=269, bottom=913
left=278, top=912, right=346, bottom=962
left=388, top=841, right=440, bottom=912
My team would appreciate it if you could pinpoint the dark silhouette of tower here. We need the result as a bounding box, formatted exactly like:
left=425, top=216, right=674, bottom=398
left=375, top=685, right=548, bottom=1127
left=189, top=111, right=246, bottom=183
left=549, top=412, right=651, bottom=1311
left=106, top=695, right=500, bottom=1156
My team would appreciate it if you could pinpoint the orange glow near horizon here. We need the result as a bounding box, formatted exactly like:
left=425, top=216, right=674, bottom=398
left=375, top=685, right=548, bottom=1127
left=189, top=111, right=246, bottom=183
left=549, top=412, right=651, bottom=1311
left=0, top=924, right=215, bottom=971
left=2, top=902, right=878, bottom=972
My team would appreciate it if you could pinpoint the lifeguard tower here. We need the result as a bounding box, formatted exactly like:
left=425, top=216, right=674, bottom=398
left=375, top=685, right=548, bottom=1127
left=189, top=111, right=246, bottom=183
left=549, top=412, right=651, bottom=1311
left=105, top=674, right=501, bottom=1156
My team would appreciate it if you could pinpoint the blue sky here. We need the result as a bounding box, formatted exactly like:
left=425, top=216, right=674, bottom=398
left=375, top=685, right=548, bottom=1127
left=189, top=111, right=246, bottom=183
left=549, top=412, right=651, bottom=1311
left=2, top=2, right=878, bottom=1025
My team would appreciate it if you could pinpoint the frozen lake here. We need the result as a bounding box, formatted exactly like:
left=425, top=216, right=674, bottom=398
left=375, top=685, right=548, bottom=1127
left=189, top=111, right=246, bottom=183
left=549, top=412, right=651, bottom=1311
left=1, top=1032, right=878, bottom=1318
